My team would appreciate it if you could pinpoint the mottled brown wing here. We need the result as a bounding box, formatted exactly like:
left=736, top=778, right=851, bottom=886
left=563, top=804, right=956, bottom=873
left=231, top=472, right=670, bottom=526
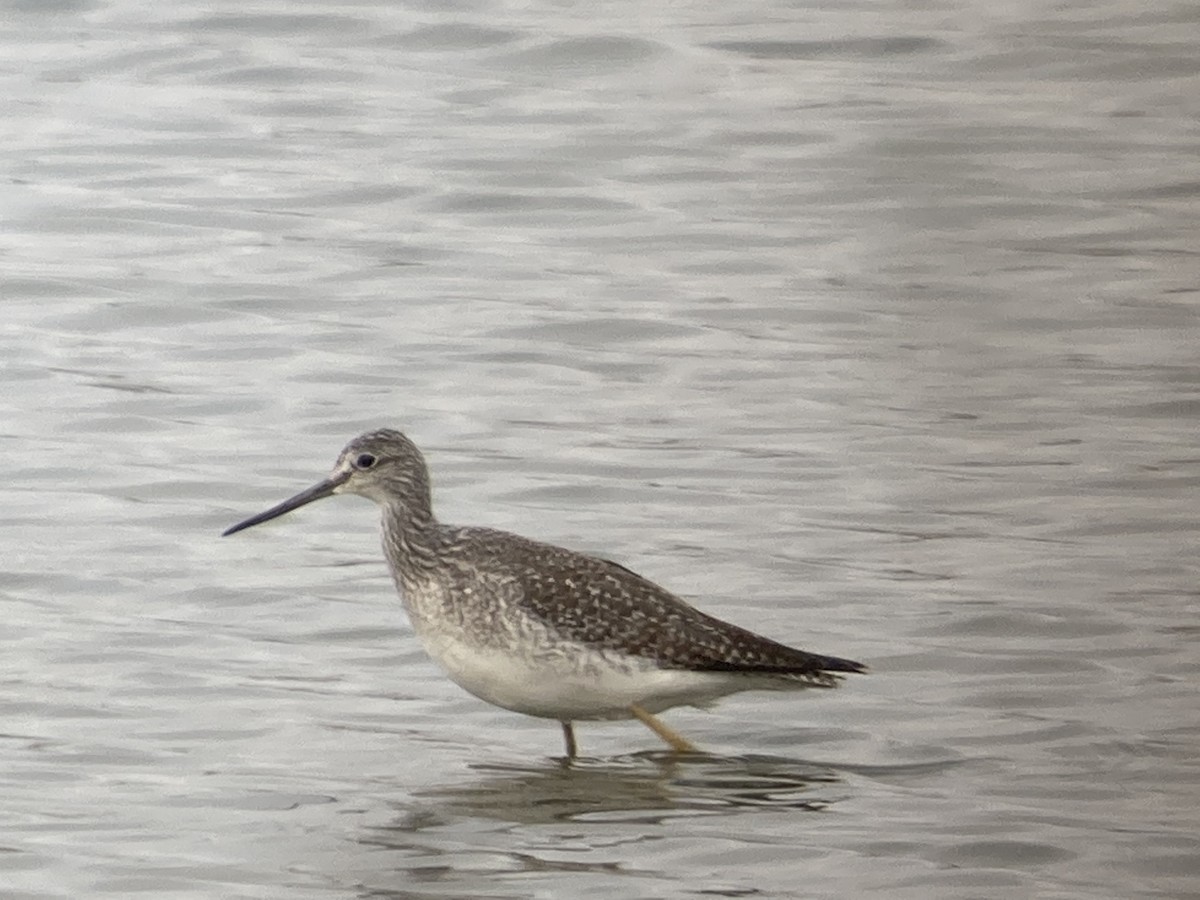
left=491, top=532, right=865, bottom=683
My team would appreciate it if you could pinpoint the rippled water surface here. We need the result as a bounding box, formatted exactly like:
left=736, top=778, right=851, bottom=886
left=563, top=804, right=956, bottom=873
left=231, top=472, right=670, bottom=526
left=3, top=0, right=1198, bottom=897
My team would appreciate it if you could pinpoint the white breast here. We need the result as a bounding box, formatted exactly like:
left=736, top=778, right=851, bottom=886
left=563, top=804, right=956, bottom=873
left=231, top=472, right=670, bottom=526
left=413, top=626, right=736, bottom=721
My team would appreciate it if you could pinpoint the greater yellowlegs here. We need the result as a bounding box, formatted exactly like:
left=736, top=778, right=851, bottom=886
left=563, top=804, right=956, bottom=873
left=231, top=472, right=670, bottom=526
left=222, top=429, right=865, bottom=757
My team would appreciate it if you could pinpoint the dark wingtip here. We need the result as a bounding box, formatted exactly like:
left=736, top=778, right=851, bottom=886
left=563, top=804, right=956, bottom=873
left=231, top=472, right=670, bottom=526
left=694, top=651, right=868, bottom=680
left=820, top=654, right=868, bottom=675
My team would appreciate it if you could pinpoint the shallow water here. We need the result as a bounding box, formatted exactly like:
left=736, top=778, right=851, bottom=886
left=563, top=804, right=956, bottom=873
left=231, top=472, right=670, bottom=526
left=3, top=0, right=1198, bottom=897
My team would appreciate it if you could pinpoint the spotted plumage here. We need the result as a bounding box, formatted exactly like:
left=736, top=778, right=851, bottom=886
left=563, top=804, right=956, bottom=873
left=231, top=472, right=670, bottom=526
left=223, top=428, right=866, bottom=756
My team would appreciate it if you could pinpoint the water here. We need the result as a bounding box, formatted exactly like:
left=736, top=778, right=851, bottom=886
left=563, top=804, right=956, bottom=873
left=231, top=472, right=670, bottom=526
left=3, top=0, right=1198, bottom=897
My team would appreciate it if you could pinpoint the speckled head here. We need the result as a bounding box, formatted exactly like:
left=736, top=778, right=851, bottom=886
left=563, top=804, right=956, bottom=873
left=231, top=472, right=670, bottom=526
left=221, top=428, right=433, bottom=536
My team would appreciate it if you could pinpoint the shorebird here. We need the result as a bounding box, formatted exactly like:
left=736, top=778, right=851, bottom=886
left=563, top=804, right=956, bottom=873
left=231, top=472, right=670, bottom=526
left=222, top=429, right=865, bottom=757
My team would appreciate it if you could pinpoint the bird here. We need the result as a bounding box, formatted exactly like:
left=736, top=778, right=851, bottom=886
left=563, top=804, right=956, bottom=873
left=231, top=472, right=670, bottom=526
left=222, top=429, right=866, bottom=757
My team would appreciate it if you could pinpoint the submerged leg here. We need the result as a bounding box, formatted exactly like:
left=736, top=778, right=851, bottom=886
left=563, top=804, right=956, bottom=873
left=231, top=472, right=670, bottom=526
left=561, top=721, right=578, bottom=758
left=629, top=704, right=698, bottom=753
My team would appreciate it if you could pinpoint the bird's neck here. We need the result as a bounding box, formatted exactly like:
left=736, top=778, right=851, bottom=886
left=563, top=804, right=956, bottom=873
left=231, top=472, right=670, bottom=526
left=380, top=499, right=441, bottom=583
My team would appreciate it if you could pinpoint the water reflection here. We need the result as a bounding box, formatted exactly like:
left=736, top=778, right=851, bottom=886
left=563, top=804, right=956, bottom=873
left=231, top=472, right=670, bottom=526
left=349, top=753, right=969, bottom=899
left=348, top=754, right=865, bottom=898
left=380, top=751, right=845, bottom=830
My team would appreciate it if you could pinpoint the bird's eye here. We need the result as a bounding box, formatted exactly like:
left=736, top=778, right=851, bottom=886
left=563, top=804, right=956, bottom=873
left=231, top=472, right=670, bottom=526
left=354, top=453, right=377, bottom=470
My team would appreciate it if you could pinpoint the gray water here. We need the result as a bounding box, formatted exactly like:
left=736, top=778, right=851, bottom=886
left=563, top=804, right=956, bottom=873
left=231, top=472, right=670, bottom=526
left=3, top=0, right=1198, bottom=897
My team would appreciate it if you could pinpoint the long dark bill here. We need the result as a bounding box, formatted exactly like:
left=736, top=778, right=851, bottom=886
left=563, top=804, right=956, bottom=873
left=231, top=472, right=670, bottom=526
left=221, top=472, right=349, bottom=536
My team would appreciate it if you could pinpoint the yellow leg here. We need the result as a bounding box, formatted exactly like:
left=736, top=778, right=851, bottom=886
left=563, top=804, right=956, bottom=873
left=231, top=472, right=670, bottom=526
left=561, top=721, right=578, bottom=758
left=629, top=704, right=698, bottom=754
